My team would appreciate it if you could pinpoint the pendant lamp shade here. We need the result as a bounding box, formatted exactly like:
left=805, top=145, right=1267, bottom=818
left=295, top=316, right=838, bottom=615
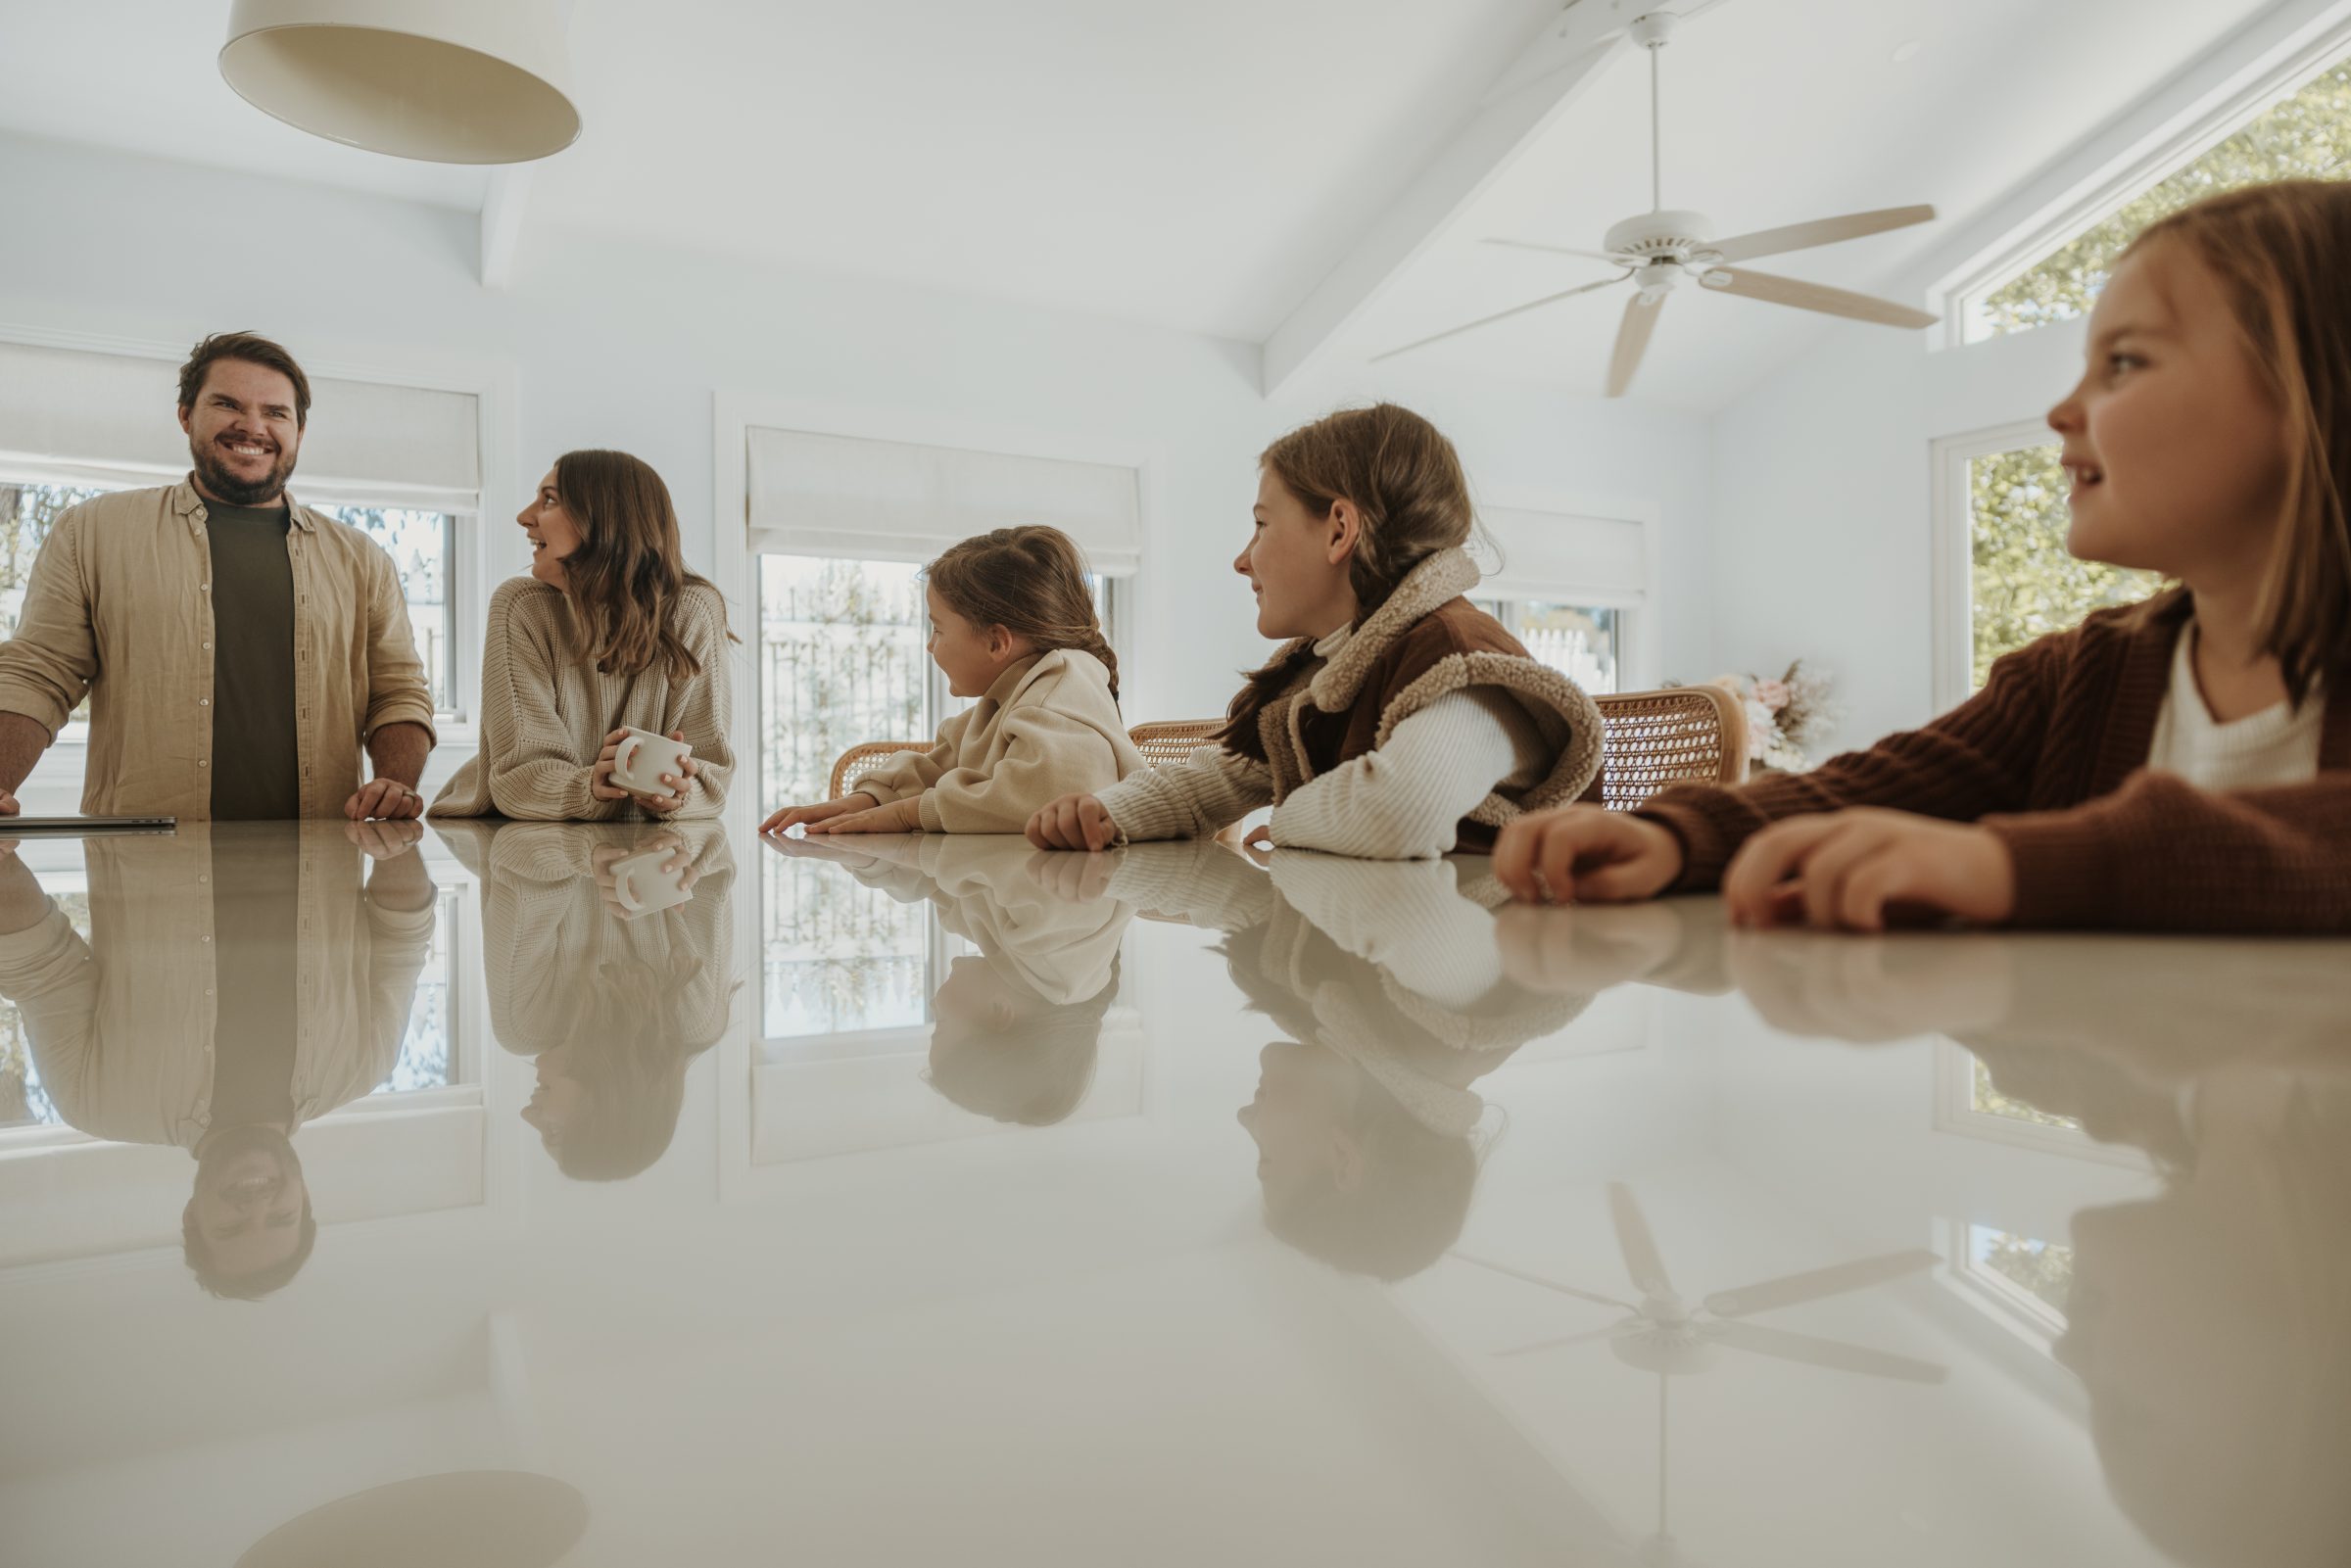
left=219, top=0, right=581, bottom=165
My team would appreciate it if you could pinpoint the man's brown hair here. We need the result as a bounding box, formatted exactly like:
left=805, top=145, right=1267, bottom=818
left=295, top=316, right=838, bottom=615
left=177, top=331, right=313, bottom=428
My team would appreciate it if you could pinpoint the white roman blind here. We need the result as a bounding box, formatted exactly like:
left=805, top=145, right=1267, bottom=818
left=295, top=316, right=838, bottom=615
left=746, top=425, right=1142, bottom=575
left=0, top=340, right=481, bottom=512
left=1475, top=504, right=1649, bottom=604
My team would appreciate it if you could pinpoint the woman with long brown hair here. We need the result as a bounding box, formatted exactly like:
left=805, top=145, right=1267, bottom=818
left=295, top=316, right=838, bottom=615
left=431, top=450, right=735, bottom=820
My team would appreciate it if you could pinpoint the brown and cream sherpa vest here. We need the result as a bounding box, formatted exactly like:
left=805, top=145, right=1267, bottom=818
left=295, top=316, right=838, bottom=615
left=1254, top=547, right=1605, bottom=853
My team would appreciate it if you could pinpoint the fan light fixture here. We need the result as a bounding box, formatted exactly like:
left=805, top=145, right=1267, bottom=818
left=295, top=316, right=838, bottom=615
left=219, top=0, right=582, bottom=166
left=1377, top=10, right=1939, bottom=397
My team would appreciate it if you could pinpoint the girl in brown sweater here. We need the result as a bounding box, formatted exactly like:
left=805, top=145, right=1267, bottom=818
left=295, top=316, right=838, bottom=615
left=1496, top=180, right=2351, bottom=933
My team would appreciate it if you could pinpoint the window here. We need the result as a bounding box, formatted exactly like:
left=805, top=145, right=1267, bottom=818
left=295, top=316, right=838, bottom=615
left=1930, top=1039, right=2144, bottom=1168
left=762, top=854, right=946, bottom=1042
left=320, top=505, right=457, bottom=714
left=1477, top=598, right=1621, bottom=694
left=1968, top=1055, right=2079, bottom=1132
left=1949, top=1224, right=2075, bottom=1342
left=1966, top=54, right=2351, bottom=341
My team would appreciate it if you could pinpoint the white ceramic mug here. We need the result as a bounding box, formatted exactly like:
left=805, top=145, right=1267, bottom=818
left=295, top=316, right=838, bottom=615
left=607, top=844, right=695, bottom=918
left=611, top=728, right=693, bottom=797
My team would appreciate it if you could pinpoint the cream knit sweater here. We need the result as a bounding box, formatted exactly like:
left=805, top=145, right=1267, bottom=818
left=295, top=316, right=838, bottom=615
left=431, top=577, right=735, bottom=821
left=855, top=649, right=1145, bottom=832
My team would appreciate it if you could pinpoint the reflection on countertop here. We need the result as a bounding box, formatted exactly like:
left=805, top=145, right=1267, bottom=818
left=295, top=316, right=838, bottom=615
left=0, top=823, right=2342, bottom=1568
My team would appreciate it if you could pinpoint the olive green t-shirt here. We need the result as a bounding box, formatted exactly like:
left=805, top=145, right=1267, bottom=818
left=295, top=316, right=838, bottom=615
left=205, top=500, right=302, bottom=821
left=206, top=830, right=301, bottom=1129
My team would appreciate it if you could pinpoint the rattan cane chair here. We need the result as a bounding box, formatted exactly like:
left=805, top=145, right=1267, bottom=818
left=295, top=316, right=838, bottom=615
left=828, top=740, right=930, bottom=800
left=1127, top=718, right=1223, bottom=766
left=1589, top=685, right=1748, bottom=810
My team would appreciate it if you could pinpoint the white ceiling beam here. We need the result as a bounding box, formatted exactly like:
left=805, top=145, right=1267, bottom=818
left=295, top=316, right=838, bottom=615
left=1259, top=0, right=1734, bottom=397
left=480, top=166, right=534, bottom=290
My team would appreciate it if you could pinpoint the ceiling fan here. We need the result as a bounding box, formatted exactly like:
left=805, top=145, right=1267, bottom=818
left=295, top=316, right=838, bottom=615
left=1376, top=10, right=1940, bottom=397
left=1454, top=1181, right=1947, bottom=1566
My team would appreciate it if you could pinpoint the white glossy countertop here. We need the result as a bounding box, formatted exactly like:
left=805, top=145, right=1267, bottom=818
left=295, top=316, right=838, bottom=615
left=1, top=817, right=2343, bottom=1568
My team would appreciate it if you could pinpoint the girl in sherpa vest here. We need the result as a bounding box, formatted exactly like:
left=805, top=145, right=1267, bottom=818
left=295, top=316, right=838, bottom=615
left=1028, top=403, right=1604, bottom=859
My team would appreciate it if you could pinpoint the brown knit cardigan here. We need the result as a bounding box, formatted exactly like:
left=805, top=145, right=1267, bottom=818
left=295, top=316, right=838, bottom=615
left=1636, top=589, right=2351, bottom=932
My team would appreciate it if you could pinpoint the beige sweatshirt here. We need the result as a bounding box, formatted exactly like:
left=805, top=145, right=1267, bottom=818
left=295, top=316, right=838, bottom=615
left=430, top=577, right=735, bottom=822
left=855, top=649, right=1145, bottom=832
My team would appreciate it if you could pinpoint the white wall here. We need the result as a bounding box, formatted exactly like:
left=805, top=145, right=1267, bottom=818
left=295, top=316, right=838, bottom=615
left=0, top=131, right=1714, bottom=811
left=1705, top=317, right=2083, bottom=752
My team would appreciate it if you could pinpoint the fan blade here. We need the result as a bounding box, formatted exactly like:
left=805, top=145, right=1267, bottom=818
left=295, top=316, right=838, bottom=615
left=1703, top=267, right=1937, bottom=329
left=1607, top=1181, right=1675, bottom=1297
left=1370, top=274, right=1629, bottom=362
left=1495, top=1323, right=1625, bottom=1359
left=1706, top=204, right=1936, bottom=264
left=1605, top=294, right=1663, bottom=399
left=1704, top=1249, right=1938, bottom=1319
left=1450, top=1251, right=1635, bottom=1310
left=1713, top=1320, right=1948, bottom=1384
left=1484, top=237, right=1636, bottom=266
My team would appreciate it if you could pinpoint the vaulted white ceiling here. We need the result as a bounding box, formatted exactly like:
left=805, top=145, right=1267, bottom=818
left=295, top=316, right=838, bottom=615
left=0, top=0, right=2282, bottom=408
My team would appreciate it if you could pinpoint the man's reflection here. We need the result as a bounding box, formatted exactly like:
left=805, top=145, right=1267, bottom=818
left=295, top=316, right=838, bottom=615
left=776, top=834, right=1132, bottom=1125
left=1111, top=845, right=1592, bottom=1280
left=440, top=821, right=735, bottom=1180
left=0, top=820, right=437, bottom=1297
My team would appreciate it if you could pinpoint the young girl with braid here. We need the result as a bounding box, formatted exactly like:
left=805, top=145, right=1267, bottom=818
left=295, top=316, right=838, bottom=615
left=762, top=526, right=1144, bottom=835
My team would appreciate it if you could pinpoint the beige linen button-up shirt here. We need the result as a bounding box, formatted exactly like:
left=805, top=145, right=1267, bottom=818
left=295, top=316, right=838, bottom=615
left=0, top=823, right=436, bottom=1149
left=0, top=480, right=436, bottom=818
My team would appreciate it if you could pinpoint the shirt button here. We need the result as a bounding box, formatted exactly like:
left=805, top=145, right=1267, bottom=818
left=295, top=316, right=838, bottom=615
left=203, top=642, right=213, bottom=650
left=198, top=758, right=209, bottom=768
left=200, top=584, right=211, bottom=593
left=199, top=698, right=210, bottom=707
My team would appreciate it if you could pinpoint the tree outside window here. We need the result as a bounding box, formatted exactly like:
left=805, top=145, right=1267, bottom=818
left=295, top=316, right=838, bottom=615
left=1975, top=59, right=2351, bottom=338
left=1967, top=445, right=2164, bottom=689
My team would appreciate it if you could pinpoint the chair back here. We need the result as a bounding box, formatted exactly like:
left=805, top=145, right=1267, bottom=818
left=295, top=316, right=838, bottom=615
left=828, top=740, right=929, bottom=800
left=1127, top=719, right=1223, bottom=768
left=1590, top=686, right=1748, bottom=809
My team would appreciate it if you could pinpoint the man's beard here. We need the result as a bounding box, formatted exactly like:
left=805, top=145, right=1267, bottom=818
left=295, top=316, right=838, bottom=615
left=189, top=432, right=298, bottom=507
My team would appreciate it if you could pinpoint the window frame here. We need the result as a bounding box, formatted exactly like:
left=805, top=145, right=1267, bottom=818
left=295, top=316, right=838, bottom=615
left=1935, top=15, right=2351, bottom=347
